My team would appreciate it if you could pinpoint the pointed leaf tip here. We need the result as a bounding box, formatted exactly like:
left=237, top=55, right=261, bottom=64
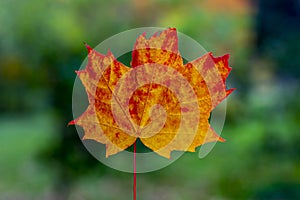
left=226, top=88, right=236, bottom=97
left=218, top=136, right=226, bottom=142
left=84, top=43, right=93, bottom=54
left=68, top=120, right=76, bottom=126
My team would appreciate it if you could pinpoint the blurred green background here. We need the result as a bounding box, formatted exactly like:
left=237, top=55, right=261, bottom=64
left=1, top=0, right=300, bottom=199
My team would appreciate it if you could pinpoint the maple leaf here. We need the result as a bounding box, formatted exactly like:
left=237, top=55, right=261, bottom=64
left=69, top=28, right=234, bottom=158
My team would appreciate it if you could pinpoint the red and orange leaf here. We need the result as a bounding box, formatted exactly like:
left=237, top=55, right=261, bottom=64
left=70, top=28, right=234, bottom=158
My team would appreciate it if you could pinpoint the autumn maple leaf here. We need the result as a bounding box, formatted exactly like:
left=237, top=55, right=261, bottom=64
left=69, top=28, right=234, bottom=158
